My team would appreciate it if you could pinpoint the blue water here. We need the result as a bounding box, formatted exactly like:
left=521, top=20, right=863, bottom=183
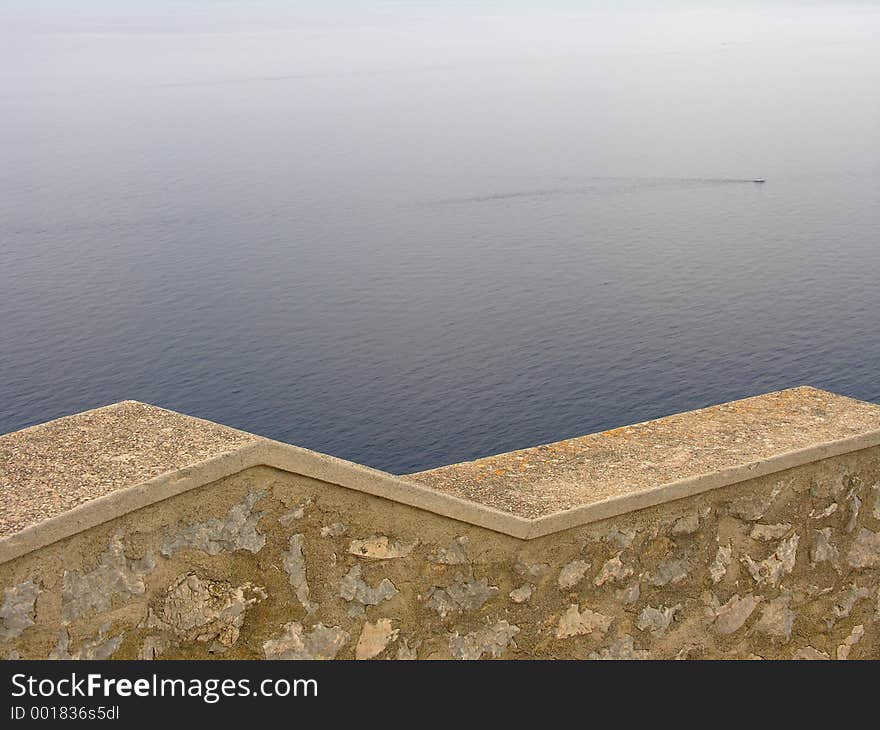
left=2, top=3, right=879, bottom=473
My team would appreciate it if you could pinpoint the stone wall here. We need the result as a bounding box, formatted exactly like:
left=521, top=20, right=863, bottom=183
left=2, top=447, right=879, bottom=660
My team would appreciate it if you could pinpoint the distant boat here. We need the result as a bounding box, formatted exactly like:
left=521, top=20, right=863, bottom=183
left=752, top=178, right=766, bottom=183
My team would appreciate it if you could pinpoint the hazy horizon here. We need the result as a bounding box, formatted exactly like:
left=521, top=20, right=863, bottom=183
left=2, top=2, right=879, bottom=472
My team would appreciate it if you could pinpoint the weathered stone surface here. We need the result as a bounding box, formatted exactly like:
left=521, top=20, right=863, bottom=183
left=637, top=604, right=680, bottom=635
left=449, top=621, right=519, bottom=660
left=558, top=559, right=590, bottom=589
left=339, top=565, right=398, bottom=613
left=836, top=624, right=864, bottom=660
left=263, top=622, right=349, bottom=660
left=810, top=503, right=838, bottom=519
left=742, top=534, right=799, bottom=586
left=509, top=583, right=534, bottom=604
left=588, top=635, right=650, bottom=660
left=594, top=552, right=632, bottom=586
left=671, top=510, right=703, bottom=535
left=872, top=483, right=880, bottom=520
left=395, top=639, right=420, bottom=660
left=348, top=535, right=415, bottom=560
left=728, top=484, right=782, bottom=521
left=355, top=618, right=398, bottom=660
left=752, top=594, right=795, bottom=641
left=50, top=624, right=123, bottom=660
left=62, top=536, right=155, bottom=623
left=792, top=646, right=830, bottom=660
left=846, top=491, right=862, bottom=533
left=750, top=523, right=792, bottom=541
left=426, top=574, right=498, bottom=618
left=0, top=579, right=39, bottom=641
left=833, top=585, right=872, bottom=621
left=278, top=499, right=312, bottom=527
left=709, top=545, right=733, bottom=584
left=555, top=604, right=612, bottom=639
left=428, top=537, right=469, bottom=565
left=143, top=573, right=265, bottom=649
left=320, top=523, right=347, bottom=538
left=138, top=634, right=171, bottom=660
left=605, top=527, right=636, bottom=549
left=847, top=528, right=880, bottom=568
left=616, top=582, right=641, bottom=604
left=811, top=528, right=838, bottom=564
left=161, top=490, right=265, bottom=556
left=711, top=594, right=762, bottom=635
left=283, top=534, right=317, bottom=614
left=648, top=558, right=690, bottom=586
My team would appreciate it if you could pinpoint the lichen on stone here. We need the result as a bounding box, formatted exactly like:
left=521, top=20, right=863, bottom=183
left=161, top=490, right=266, bottom=556
left=62, top=535, right=155, bottom=623
left=0, top=579, right=39, bottom=641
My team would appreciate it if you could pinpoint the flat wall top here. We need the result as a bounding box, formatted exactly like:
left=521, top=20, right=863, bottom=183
left=2, top=387, right=880, bottom=553
left=408, top=387, right=880, bottom=518
left=0, top=401, right=258, bottom=539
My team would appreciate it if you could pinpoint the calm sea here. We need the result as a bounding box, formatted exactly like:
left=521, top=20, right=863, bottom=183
left=2, top=2, right=879, bottom=472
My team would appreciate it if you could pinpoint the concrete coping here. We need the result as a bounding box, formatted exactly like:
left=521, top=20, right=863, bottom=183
left=2, top=386, right=880, bottom=563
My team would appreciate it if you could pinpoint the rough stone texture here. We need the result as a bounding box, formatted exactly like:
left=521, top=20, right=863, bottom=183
left=426, top=574, right=498, bottom=618
left=348, top=535, right=415, bottom=560
left=558, top=560, right=590, bottom=589
left=263, top=622, right=349, bottom=660
left=711, top=594, right=762, bottom=635
left=355, top=619, right=398, bottom=660
left=0, top=401, right=258, bottom=539
left=143, top=573, right=265, bottom=650
left=409, top=387, right=880, bottom=518
left=0, top=580, right=39, bottom=641
left=556, top=605, right=612, bottom=639
left=449, top=621, right=519, bottom=660
left=62, top=536, right=155, bottom=623
left=1, top=404, right=879, bottom=660
left=50, top=624, right=124, bottom=660
left=283, top=534, right=317, bottom=614
left=161, top=490, right=265, bottom=556
left=339, top=565, right=398, bottom=614
left=847, top=528, right=880, bottom=568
